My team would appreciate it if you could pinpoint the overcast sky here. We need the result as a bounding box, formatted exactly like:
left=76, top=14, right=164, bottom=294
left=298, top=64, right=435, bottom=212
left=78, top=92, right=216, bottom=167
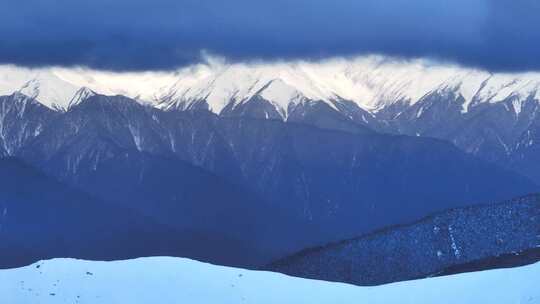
left=2, top=0, right=539, bottom=71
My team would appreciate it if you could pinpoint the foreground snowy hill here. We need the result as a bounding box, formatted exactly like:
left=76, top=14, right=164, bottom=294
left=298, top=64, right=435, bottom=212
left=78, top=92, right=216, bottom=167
left=1, top=257, right=539, bottom=304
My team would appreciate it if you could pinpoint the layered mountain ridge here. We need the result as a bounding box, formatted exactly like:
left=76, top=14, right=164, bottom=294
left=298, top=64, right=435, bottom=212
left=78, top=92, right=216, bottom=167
left=1, top=57, right=540, bottom=275
left=2, top=56, right=540, bottom=186
left=0, top=88, right=537, bottom=269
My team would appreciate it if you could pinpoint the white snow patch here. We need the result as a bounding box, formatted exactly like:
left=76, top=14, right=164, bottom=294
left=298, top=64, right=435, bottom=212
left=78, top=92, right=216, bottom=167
left=449, top=225, right=461, bottom=259
left=512, top=98, right=524, bottom=116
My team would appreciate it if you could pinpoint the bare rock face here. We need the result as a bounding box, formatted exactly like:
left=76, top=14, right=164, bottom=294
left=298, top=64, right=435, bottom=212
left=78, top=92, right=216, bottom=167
left=0, top=93, right=58, bottom=156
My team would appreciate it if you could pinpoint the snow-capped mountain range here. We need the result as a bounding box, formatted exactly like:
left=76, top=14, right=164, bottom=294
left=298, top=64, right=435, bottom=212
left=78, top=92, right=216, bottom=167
left=2, top=55, right=540, bottom=115
left=2, top=55, right=540, bottom=186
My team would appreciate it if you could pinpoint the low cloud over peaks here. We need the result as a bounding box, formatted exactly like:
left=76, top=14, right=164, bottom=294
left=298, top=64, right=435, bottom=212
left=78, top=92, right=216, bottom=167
left=1, top=0, right=539, bottom=71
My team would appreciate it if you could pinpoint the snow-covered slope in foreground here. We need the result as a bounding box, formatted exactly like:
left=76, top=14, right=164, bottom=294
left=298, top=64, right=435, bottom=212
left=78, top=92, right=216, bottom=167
left=1, top=257, right=539, bottom=304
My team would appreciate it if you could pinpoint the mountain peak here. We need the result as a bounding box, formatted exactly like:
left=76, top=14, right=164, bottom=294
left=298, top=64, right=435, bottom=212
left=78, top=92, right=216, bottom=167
left=17, top=78, right=41, bottom=100
left=67, top=87, right=97, bottom=109
left=252, top=78, right=308, bottom=119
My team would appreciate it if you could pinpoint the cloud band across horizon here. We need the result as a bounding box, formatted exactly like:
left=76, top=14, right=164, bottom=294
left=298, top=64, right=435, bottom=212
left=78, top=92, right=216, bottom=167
left=1, top=0, right=539, bottom=72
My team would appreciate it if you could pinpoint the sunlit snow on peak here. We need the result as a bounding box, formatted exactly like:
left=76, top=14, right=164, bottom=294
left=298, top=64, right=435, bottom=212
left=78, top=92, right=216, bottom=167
left=0, top=55, right=540, bottom=115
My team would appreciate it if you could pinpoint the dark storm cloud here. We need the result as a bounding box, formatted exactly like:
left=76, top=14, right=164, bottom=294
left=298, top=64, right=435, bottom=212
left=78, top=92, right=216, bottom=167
left=1, top=0, right=539, bottom=71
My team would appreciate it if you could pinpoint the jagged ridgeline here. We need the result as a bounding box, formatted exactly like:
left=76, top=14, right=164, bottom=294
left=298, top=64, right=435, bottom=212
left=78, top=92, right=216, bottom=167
left=2, top=58, right=540, bottom=185
left=268, top=194, right=540, bottom=286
